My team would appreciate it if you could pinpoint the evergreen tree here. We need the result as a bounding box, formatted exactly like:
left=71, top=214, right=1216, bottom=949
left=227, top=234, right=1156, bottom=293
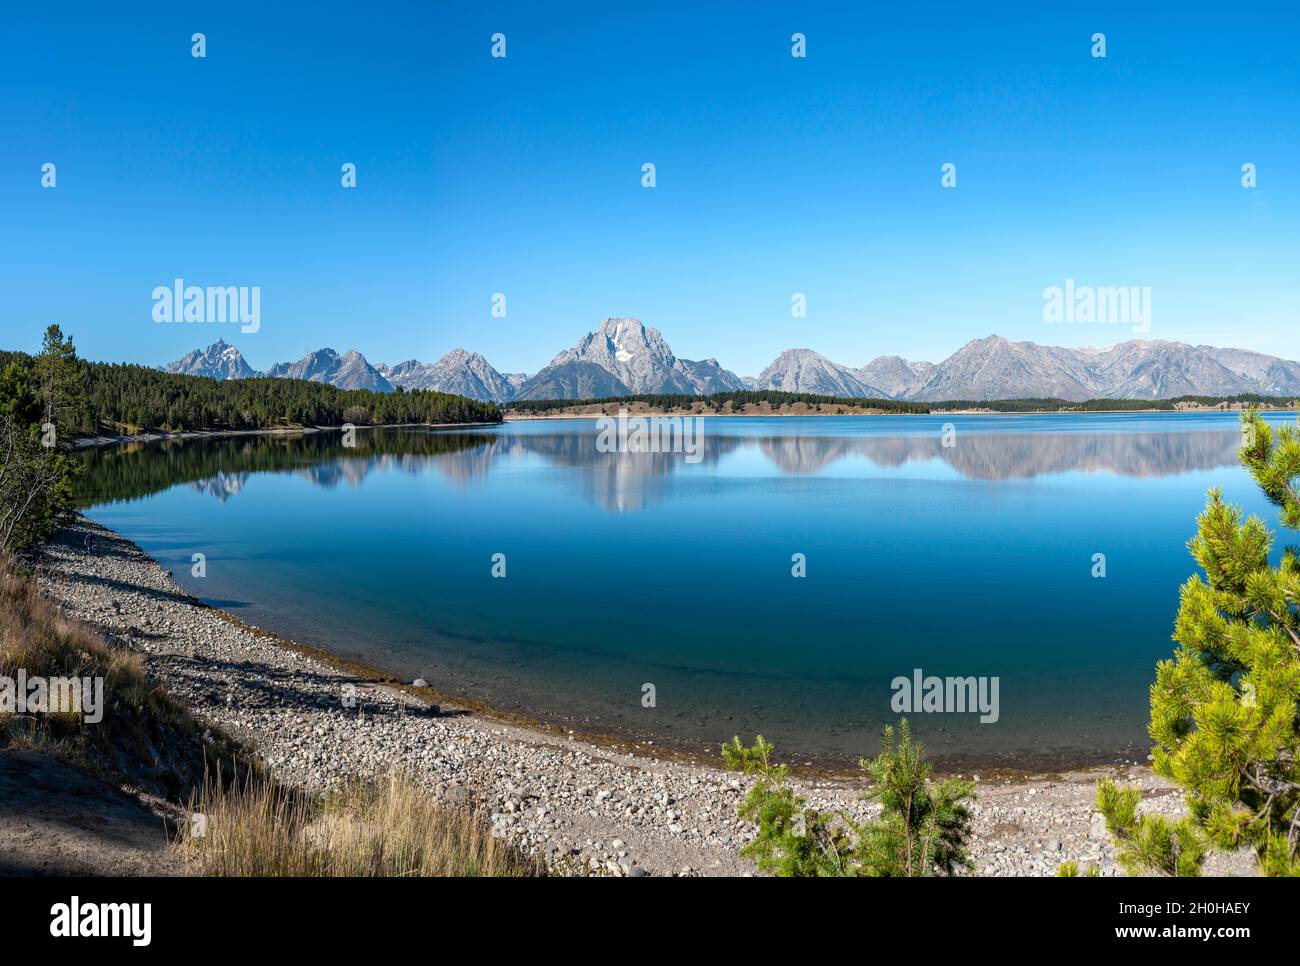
left=722, top=735, right=853, bottom=876
left=33, top=324, right=86, bottom=436
left=852, top=720, right=975, bottom=876
left=0, top=330, right=84, bottom=550
left=1095, top=778, right=1206, bottom=876
left=1098, top=410, right=1300, bottom=876
left=0, top=362, right=40, bottom=424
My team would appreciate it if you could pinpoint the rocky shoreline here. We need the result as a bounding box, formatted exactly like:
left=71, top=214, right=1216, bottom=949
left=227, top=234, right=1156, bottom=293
left=35, top=516, right=1253, bottom=877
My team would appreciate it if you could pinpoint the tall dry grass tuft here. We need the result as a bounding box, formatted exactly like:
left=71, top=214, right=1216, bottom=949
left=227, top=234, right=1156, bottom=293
left=178, top=768, right=541, bottom=877
left=1, top=555, right=165, bottom=744
left=0, top=554, right=246, bottom=796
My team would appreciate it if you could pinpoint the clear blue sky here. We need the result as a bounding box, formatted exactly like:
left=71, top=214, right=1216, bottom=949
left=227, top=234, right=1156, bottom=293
left=2, top=1, right=1296, bottom=376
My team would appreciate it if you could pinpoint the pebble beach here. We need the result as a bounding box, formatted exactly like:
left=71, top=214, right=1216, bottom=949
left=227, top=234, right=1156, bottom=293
left=35, top=516, right=1254, bottom=877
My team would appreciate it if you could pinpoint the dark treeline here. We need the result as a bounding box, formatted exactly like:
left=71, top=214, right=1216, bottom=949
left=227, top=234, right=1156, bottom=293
left=508, top=390, right=1298, bottom=414
left=78, top=428, right=498, bottom=506
left=0, top=350, right=501, bottom=436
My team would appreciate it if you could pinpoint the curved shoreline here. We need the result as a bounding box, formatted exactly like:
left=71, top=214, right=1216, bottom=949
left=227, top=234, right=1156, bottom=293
left=82, top=525, right=1142, bottom=778
left=74, top=424, right=1163, bottom=774
left=32, top=515, right=1257, bottom=876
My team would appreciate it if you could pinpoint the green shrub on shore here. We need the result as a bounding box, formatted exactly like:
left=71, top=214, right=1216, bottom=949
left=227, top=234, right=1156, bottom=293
left=723, top=720, right=975, bottom=877
left=721, top=735, right=854, bottom=876
left=1056, top=860, right=1099, bottom=877
left=177, top=769, right=540, bottom=877
left=856, top=721, right=976, bottom=876
left=0, top=413, right=78, bottom=552
left=1093, top=778, right=1206, bottom=876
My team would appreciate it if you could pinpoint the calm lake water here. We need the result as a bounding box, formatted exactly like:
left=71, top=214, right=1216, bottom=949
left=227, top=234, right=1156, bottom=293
left=79, top=411, right=1297, bottom=770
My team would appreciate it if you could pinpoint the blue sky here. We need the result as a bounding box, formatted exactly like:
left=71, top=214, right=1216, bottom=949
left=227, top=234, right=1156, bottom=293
left=2, top=1, right=1297, bottom=376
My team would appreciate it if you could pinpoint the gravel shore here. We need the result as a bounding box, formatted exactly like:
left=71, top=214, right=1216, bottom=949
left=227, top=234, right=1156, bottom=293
left=36, top=516, right=1253, bottom=877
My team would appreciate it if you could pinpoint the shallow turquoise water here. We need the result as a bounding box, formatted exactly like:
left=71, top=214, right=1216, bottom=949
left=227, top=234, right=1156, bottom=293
left=81, top=411, right=1297, bottom=769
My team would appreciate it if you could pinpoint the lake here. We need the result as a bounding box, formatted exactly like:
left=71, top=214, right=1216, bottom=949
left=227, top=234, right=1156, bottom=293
left=78, top=411, right=1296, bottom=771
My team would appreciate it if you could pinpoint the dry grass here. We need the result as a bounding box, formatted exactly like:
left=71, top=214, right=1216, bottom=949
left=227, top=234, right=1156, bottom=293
left=0, top=554, right=245, bottom=796
left=177, top=769, right=541, bottom=877
left=0, top=557, right=131, bottom=743
left=5, top=551, right=534, bottom=877
left=1, top=554, right=171, bottom=746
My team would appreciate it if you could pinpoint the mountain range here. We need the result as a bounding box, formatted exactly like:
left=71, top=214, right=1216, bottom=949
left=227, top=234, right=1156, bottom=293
left=263, top=347, right=394, bottom=392
left=163, top=320, right=1300, bottom=404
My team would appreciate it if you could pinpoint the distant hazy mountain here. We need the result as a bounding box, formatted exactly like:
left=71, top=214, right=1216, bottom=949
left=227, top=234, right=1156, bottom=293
left=753, top=349, right=886, bottom=398
left=513, top=317, right=747, bottom=400
left=910, top=336, right=1098, bottom=401
left=905, top=336, right=1300, bottom=402
left=514, top=361, right=631, bottom=401
left=750, top=337, right=1300, bottom=402
left=163, top=339, right=255, bottom=380
left=264, top=348, right=393, bottom=392
left=373, top=359, right=425, bottom=387
left=1071, top=341, right=1255, bottom=400
left=677, top=357, right=750, bottom=395
left=1206, top=347, right=1300, bottom=393
left=855, top=356, right=936, bottom=399
left=163, top=329, right=1300, bottom=404
left=377, top=349, right=518, bottom=403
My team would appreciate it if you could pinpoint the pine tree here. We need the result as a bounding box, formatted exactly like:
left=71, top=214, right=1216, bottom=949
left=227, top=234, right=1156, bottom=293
left=1095, top=778, right=1206, bottom=876
left=33, top=324, right=86, bottom=436
left=1098, top=410, right=1300, bottom=876
left=721, top=735, right=853, bottom=876
left=722, top=720, right=974, bottom=876
left=0, top=362, right=40, bottom=424
left=852, top=720, right=975, bottom=876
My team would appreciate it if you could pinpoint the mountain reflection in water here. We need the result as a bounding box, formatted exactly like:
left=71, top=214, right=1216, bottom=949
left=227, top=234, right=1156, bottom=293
left=80, top=420, right=1250, bottom=514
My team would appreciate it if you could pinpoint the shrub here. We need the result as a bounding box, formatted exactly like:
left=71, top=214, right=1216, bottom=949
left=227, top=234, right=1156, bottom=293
left=723, top=719, right=974, bottom=876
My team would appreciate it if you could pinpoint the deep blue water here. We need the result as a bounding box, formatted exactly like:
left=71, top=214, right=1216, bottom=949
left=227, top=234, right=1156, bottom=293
left=80, top=411, right=1297, bottom=769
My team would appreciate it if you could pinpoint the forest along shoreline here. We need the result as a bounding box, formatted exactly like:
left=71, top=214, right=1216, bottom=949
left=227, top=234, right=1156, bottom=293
left=72, top=421, right=503, bottom=448
left=34, top=515, right=1257, bottom=876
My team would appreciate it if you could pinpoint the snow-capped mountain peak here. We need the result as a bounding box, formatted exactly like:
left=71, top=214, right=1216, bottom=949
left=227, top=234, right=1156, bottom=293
left=161, top=326, right=1300, bottom=405
left=163, top=339, right=256, bottom=380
